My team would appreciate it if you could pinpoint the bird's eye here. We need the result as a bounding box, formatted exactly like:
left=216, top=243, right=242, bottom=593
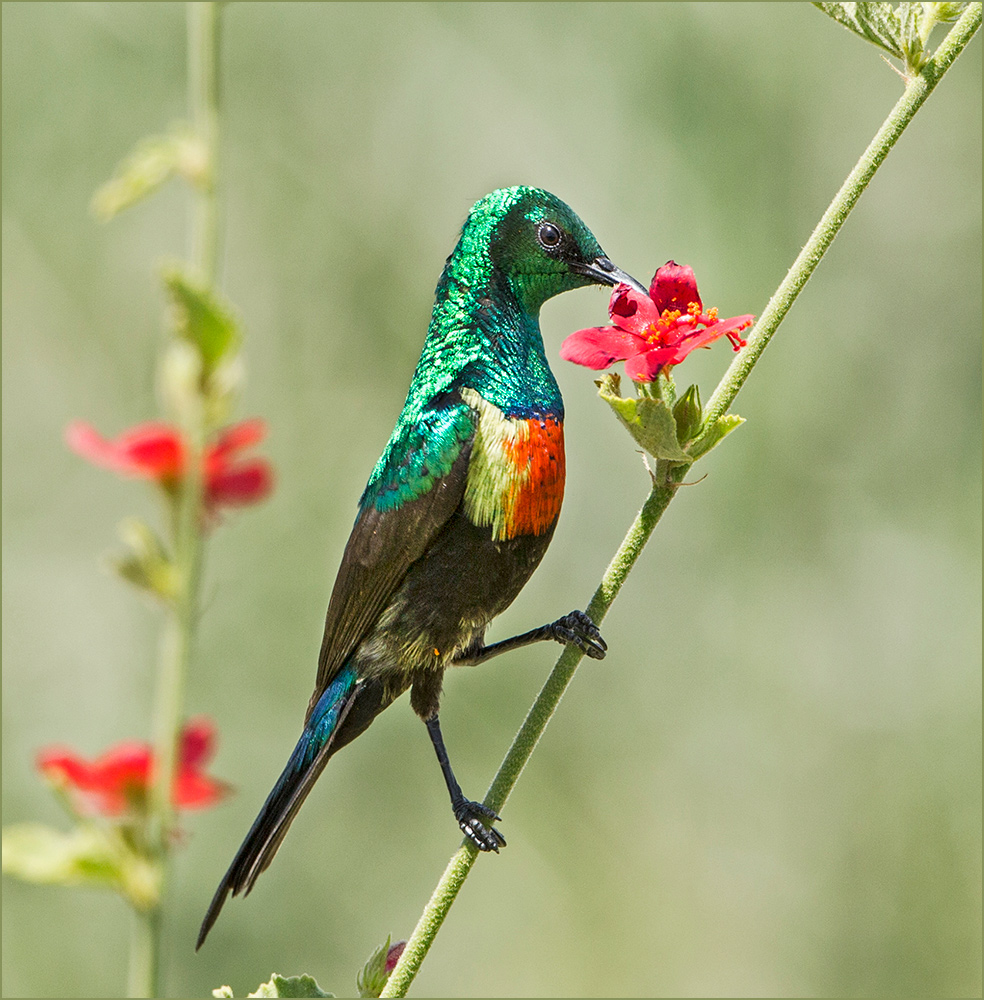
left=537, top=222, right=562, bottom=249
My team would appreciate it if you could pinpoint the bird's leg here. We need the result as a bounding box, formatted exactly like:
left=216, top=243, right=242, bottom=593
left=411, top=672, right=505, bottom=852
left=453, top=609, right=607, bottom=666
left=424, top=715, right=506, bottom=853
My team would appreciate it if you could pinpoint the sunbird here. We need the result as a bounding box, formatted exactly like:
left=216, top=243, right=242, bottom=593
left=197, top=186, right=644, bottom=948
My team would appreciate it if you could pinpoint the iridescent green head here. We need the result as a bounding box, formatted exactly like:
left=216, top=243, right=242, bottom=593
left=447, top=186, right=644, bottom=316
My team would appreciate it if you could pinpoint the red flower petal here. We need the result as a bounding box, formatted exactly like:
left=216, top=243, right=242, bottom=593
left=559, top=326, right=647, bottom=370
left=179, top=717, right=216, bottom=770
left=206, top=418, right=268, bottom=468
left=710, top=313, right=755, bottom=347
left=94, top=743, right=153, bottom=787
left=37, top=749, right=95, bottom=789
left=609, top=284, right=660, bottom=330
left=174, top=770, right=229, bottom=809
left=674, top=326, right=726, bottom=356
left=174, top=718, right=229, bottom=808
left=650, top=261, right=702, bottom=316
left=66, top=421, right=185, bottom=480
left=624, top=347, right=680, bottom=382
left=38, top=742, right=151, bottom=814
left=206, top=460, right=274, bottom=506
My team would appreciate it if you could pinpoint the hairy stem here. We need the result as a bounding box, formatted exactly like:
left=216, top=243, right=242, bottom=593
left=380, top=9, right=980, bottom=996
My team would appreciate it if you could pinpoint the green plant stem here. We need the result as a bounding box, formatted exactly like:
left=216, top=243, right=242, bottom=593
left=189, top=0, right=221, bottom=285
left=137, top=4, right=223, bottom=998
left=380, top=10, right=980, bottom=996
left=128, top=906, right=161, bottom=1000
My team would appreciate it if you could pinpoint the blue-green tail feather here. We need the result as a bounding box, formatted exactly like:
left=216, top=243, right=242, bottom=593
left=197, top=666, right=360, bottom=949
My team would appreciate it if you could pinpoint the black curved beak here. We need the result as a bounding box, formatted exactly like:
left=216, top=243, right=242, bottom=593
left=572, top=255, right=648, bottom=296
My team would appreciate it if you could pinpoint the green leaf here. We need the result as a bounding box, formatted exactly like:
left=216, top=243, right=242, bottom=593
left=2, top=823, right=120, bottom=886
left=222, top=974, right=334, bottom=998
left=813, top=2, right=904, bottom=57
left=162, top=265, right=241, bottom=374
left=262, top=975, right=333, bottom=998
left=1, top=822, right=161, bottom=910
left=596, top=374, right=691, bottom=463
left=91, top=124, right=207, bottom=221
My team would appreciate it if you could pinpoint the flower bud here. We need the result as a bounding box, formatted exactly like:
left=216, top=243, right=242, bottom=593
left=672, top=383, right=703, bottom=445
left=111, top=517, right=179, bottom=602
left=357, top=936, right=406, bottom=997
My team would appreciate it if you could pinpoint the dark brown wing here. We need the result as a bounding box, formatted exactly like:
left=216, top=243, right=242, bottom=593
left=306, top=419, right=474, bottom=721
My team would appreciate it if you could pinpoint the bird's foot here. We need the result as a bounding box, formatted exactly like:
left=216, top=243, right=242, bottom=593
left=454, top=798, right=506, bottom=852
left=550, top=610, right=608, bottom=660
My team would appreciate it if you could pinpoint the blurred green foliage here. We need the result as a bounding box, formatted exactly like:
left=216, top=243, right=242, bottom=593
left=2, top=4, right=980, bottom=997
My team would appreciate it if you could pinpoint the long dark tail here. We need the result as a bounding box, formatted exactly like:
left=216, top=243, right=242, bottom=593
left=197, top=666, right=384, bottom=949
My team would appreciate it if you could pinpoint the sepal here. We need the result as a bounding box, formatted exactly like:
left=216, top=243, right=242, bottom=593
left=596, top=373, right=690, bottom=463
left=596, top=373, right=744, bottom=465
left=689, top=413, right=745, bottom=461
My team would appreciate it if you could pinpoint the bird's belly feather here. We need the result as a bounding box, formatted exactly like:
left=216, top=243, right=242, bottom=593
left=352, top=510, right=556, bottom=681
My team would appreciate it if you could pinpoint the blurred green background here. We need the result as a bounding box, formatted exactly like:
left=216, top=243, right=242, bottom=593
left=2, top=3, right=980, bottom=998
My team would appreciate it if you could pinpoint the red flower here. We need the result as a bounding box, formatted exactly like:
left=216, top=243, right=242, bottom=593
left=66, top=418, right=274, bottom=510
left=37, top=717, right=230, bottom=815
left=561, top=261, right=754, bottom=382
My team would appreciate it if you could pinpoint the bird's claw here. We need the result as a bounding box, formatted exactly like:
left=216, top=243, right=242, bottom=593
left=551, top=610, right=607, bottom=660
left=454, top=799, right=506, bottom=852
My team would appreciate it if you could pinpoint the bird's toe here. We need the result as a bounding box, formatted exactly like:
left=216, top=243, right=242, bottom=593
left=553, top=610, right=607, bottom=659
left=454, top=800, right=506, bottom=852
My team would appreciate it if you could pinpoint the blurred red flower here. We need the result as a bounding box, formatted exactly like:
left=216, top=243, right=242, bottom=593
left=66, top=418, right=273, bottom=509
left=37, top=717, right=229, bottom=815
left=561, top=261, right=754, bottom=382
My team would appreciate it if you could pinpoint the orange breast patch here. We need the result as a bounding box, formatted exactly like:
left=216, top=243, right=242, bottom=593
left=501, top=417, right=565, bottom=537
